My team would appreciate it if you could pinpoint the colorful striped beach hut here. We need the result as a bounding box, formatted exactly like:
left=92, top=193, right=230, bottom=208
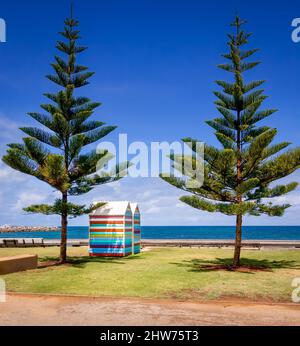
left=89, top=201, right=136, bottom=257
left=130, top=203, right=141, bottom=254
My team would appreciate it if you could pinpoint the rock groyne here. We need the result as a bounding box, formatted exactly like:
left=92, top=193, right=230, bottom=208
left=0, top=225, right=60, bottom=233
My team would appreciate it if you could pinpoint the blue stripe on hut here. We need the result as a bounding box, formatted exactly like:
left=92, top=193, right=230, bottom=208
left=89, top=201, right=134, bottom=257
left=130, top=203, right=141, bottom=254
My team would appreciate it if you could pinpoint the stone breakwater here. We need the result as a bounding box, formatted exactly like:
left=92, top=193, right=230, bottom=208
left=0, top=226, right=60, bottom=233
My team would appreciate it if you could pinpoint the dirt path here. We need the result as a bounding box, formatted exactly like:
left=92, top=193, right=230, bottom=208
left=0, top=294, right=299, bottom=326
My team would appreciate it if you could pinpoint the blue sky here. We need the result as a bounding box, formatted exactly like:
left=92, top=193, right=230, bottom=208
left=0, top=0, right=300, bottom=226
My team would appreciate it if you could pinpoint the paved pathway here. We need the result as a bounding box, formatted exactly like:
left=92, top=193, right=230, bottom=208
left=0, top=294, right=299, bottom=326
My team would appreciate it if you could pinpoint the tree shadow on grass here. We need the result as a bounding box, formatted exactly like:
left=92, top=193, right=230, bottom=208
left=171, top=258, right=300, bottom=274
left=38, top=254, right=142, bottom=269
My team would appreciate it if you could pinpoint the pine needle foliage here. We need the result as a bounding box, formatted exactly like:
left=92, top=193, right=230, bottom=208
left=2, top=13, right=128, bottom=263
left=161, top=17, right=300, bottom=267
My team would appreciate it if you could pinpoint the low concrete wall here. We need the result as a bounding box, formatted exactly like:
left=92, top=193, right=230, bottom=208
left=0, top=255, right=38, bottom=275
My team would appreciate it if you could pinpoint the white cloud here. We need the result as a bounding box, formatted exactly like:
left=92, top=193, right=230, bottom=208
left=0, top=163, right=27, bottom=183
left=143, top=205, right=160, bottom=214
left=0, top=115, right=21, bottom=141
left=13, top=191, right=49, bottom=212
left=272, top=194, right=300, bottom=205
left=0, top=168, right=300, bottom=226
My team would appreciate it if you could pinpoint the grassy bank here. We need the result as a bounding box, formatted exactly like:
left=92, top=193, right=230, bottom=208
left=0, top=247, right=299, bottom=302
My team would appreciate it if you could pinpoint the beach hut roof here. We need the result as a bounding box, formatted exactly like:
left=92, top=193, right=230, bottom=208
left=90, top=201, right=131, bottom=216
left=130, top=203, right=139, bottom=213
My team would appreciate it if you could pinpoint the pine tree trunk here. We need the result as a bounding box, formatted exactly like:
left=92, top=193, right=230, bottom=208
left=235, top=84, right=242, bottom=268
left=60, top=192, right=68, bottom=264
left=233, top=214, right=242, bottom=267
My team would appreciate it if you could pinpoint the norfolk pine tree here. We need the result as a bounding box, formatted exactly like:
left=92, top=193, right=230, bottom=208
left=161, top=17, right=300, bottom=267
left=2, top=13, right=128, bottom=263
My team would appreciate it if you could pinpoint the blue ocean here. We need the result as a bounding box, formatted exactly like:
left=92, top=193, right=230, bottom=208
left=0, top=225, right=300, bottom=240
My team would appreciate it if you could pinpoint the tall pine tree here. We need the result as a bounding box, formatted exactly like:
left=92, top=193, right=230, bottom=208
left=2, top=12, right=128, bottom=263
left=161, top=17, right=300, bottom=267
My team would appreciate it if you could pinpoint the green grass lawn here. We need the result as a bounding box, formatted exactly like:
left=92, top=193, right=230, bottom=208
left=1, top=247, right=299, bottom=302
